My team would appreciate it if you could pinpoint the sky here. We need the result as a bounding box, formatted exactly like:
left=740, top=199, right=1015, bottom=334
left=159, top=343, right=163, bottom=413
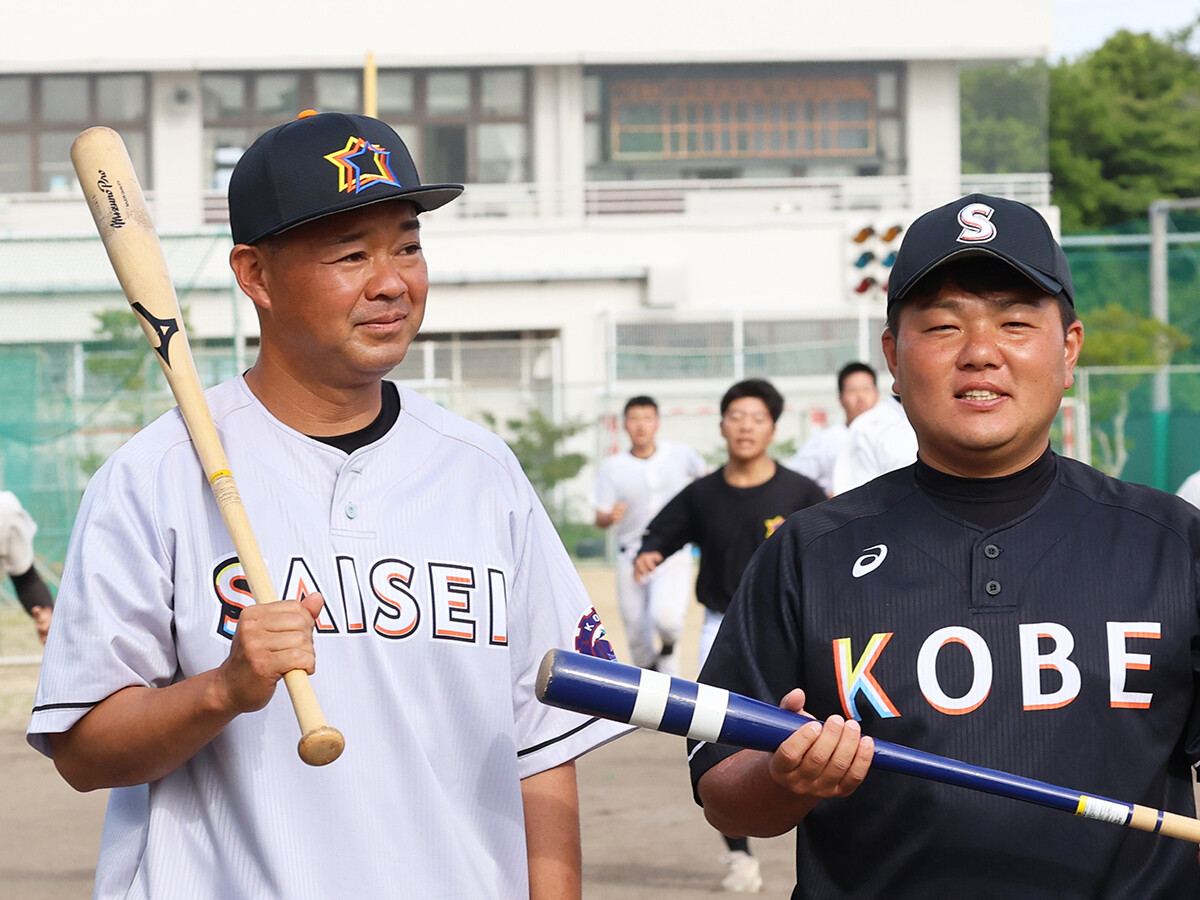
left=1055, top=0, right=1200, bottom=58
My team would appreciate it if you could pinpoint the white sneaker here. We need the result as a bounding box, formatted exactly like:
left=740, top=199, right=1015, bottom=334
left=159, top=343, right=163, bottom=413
left=721, top=850, right=762, bottom=893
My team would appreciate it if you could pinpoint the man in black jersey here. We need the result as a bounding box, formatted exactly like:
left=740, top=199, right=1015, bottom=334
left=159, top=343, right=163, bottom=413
left=636, top=377, right=826, bottom=893
left=690, top=194, right=1200, bottom=898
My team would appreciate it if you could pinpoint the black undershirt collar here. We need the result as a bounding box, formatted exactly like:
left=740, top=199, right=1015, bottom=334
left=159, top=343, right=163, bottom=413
left=915, top=444, right=1057, bottom=530
left=308, top=382, right=400, bottom=454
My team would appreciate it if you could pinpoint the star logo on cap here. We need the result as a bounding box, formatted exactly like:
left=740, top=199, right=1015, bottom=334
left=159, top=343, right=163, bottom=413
left=324, top=136, right=401, bottom=194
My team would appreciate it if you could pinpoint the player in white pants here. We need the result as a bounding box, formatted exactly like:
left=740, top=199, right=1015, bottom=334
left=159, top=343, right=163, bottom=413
left=591, top=397, right=705, bottom=674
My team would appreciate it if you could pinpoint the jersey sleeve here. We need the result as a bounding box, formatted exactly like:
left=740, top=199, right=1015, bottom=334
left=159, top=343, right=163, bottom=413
left=637, top=482, right=697, bottom=558
left=687, top=520, right=806, bottom=795
left=1177, top=472, right=1200, bottom=511
left=503, top=449, right=629, bottom=778
left=27, top=450, right=179, bottom=756
left=0, top=490, right=37, bottom=576
left=589, top=457, right=616, bottom=513
left=784, top=436, right=825, bottom=485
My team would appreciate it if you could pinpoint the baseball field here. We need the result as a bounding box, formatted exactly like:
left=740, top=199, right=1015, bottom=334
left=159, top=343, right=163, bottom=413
left=0, top=564, right=796, bottom=899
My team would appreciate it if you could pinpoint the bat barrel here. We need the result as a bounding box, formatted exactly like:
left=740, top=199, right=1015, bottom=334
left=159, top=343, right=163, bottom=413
left=536, top=650, right=1136, bottom=825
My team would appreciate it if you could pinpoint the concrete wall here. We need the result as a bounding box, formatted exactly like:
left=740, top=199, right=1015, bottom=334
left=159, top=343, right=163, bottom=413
left=5, top=1, right=1052, bottom=71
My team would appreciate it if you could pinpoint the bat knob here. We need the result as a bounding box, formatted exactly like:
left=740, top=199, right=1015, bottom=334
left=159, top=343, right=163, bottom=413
left=298, top=726, right=345, bottom=766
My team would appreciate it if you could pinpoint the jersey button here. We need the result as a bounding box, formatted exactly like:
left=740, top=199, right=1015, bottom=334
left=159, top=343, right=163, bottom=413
left=984, top=544, right=1001, bottom=559
left=345, top=502, right=358, bottom=519
left=985, top=580, right=1001, bottom=596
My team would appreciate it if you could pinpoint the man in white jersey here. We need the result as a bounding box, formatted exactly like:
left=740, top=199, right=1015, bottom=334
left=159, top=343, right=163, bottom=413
left=785, top=362, right=879, bottom=496
left=1178, top=469, right=1200, bottom=510
left=0, top=490, right=53, bottom=643
left=829, top=390, right=918, bottom=495
left=591, top=396, right=705, bottom=674
left=29, top=111, right=625, bottom=900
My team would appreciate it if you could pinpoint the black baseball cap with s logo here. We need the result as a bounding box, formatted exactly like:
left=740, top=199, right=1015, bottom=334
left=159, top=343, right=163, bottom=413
left=228, top=110, right=463, bottom=245
left=886, top=193, right=1074, bottom=315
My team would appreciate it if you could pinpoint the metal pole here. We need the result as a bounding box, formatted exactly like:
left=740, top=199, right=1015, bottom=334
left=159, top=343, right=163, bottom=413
left=1149, top=200, right=1169, bottom=489
left=363, top=52, right=378, bottom=118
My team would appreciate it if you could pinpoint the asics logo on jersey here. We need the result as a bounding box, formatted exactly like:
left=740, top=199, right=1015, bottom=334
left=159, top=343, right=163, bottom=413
left=852, top=544, right=888, bottom=578
left=324, top=136, right=401, bottom=194
left=956, top=202, right=997, bottom=244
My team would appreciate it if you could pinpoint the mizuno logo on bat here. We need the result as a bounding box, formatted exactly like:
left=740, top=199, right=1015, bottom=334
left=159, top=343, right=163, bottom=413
left=131, top=301, right=180, bottom=367
left=95, top=171, right=126, bottom=229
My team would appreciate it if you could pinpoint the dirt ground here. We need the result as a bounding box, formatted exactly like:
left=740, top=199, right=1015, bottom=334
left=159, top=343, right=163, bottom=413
left=0, top=565, right=797, bottom=899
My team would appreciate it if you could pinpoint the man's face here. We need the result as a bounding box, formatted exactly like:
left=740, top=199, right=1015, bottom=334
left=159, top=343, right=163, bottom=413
left=882, top=283, right=1083, bottom=478
left=720, top=396, right=776, bottom=463
left=624, top=405, right=659, bottom=450
left=243, top=199, right=428, bottom=390
left=839, top=371, right=879, bottom=425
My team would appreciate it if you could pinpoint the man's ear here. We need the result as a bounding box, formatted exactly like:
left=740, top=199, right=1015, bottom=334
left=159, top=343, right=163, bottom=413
left=881, top=328, right=901, bottom=398
left=229, top=244, right=272, bottom=310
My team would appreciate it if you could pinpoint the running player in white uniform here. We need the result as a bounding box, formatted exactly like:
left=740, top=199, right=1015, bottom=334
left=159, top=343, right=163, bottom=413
left=784, top=362, right=879, bottom=496
left=0, top=490, right=53, bottom=644
left=28, top=111, right=625, bottom=900
left=591, top=396, right=705, bottom=675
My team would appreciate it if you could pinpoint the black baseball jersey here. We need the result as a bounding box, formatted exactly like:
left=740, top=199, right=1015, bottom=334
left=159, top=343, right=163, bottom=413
left=638, top=464, right=826, bottom=615
left=690, top=454, right=1200, bottom=898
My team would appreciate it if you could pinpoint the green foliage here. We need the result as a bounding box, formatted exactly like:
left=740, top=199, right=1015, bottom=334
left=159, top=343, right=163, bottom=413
left=961, top=61, right=1049, bottom=174
left=1050, top=26, right=1200, bottom=230
left=84, top=307, right=155, bottom=393
left=1079, top=303, right=1192, bottom=368
left=1078, top=304, right=1191, bottom=475
left=480, top=407, right=589, bottom=513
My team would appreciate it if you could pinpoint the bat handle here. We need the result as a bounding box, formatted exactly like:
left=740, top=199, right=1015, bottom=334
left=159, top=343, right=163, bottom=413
left=283, top=669, right=345, bottom=765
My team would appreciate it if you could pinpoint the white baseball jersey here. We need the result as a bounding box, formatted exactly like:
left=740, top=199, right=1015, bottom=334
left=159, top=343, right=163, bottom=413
left=589, top=441, right=706, bottom=552
left=28, top=377, right=626, bottom=900
left=783, top=423, right=847, bottom=495
left=830, top=396, right=918, bottom=495
left=0, top=490, right=36, bottom=576
left=1178, top=471, right=1200, bottom=510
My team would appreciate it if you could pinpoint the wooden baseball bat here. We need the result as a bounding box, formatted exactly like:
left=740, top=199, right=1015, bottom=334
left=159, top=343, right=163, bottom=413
left=537, top=649, right=1200, bottom=843
left=71, top=126, right=344, bottom=767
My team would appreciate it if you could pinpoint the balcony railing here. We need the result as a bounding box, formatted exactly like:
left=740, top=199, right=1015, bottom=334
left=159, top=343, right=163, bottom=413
left=0, top=173, right=1051, bottom=236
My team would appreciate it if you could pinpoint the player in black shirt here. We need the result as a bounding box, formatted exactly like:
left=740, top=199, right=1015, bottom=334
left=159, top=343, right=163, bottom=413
left=636, top=377, right=825, bottom=893
left=690, top=194, right=1200, bottom=898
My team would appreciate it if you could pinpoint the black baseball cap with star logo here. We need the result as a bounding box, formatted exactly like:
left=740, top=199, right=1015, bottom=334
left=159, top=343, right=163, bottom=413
left=886, top=193, right=1074, bottom=315
left=228, top=110, right=464, bottom=245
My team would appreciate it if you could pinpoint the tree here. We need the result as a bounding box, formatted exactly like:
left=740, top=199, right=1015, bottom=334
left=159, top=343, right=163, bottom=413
left=481, top=407, right=589, bottom=520
left=1077, top=304, right=1191, bottom=476
left=1050, top=26, right=1200, bottom=231
left=961, top=61, right=1049, bottom=175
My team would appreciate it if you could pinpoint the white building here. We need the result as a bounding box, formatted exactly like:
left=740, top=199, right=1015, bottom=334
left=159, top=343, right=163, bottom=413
left=0, top=0, right=1056, bottom=545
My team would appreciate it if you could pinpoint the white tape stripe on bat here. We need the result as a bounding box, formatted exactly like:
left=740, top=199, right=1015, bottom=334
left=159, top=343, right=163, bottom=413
left=630, top=669, right=671, bottom=729
left=688, top=684, right=730, bottom=742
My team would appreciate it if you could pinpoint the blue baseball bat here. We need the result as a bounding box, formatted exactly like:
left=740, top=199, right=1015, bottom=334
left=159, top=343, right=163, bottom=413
left=537, top=649, right=1200, bottom=843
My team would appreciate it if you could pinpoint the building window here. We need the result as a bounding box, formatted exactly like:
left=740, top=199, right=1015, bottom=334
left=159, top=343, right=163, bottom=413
left=614, top=318, right=883, bottom=380
left=609, top=77, right=876, bottom=162
left=0, top=73, right=149, bottom=194
left=201, top=68, right=530, bottom=190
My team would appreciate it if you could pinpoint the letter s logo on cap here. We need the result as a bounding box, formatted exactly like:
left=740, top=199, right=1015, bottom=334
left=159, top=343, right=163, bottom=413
left=957, top=202, right=997, bottom=244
